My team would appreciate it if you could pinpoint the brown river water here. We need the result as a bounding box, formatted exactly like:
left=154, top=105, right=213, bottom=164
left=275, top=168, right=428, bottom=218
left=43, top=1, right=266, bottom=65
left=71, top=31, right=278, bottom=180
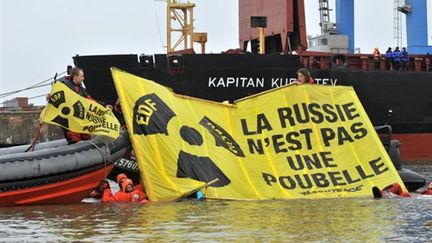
left=0, top=165, right=431, bottom=242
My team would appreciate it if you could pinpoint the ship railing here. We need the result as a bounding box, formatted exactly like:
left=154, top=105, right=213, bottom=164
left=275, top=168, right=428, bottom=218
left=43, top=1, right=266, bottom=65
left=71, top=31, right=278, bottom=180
left=298, top=52, right=431, bottom=72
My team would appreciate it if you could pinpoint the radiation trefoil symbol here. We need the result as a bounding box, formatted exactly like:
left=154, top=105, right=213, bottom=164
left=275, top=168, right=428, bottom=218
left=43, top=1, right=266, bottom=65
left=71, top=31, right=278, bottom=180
left=48, top=90, right=85, bottom=129
left=132, top=94, right=246, bottom=188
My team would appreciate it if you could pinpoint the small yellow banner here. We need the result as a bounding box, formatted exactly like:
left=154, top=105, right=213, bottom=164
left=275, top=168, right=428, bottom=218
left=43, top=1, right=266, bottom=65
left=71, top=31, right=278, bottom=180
left=41, top=82, right=120, bottom=138
left=112, top=68, right=405, bottom=201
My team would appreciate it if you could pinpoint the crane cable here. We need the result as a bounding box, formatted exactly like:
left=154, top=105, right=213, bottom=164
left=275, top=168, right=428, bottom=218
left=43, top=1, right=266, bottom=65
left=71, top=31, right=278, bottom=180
left=28, top=94, right=49, bottom=100
left=153, top=0, right=166, bottom=50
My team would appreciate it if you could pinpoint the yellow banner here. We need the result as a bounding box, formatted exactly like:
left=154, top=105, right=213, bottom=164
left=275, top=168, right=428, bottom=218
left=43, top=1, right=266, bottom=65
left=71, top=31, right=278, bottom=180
left=112, top=68, right=405, bottom=201
left=41, top=82, right=120, bottom=138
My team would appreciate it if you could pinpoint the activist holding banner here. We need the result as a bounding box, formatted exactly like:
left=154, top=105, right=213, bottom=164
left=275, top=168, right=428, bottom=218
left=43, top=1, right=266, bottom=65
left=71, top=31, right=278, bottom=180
left=41, top=68, right=120, bottom=140
left=111, top=68, right=406, bottom=202
left=295, top=68, right=315, bottom=85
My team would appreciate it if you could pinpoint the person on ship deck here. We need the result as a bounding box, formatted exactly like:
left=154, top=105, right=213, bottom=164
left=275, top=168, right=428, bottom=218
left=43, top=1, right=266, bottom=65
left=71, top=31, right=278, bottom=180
left=294, top=68, right=314, bottom=85
left=373, top=48, right=381, bottom=70
left=425, top=52, right=431, bottom=72
left=401, top=47, right=409, bottom=71
left=385, top=47, right=393, bottom=71
left=392, top=47, right=401, bottom=71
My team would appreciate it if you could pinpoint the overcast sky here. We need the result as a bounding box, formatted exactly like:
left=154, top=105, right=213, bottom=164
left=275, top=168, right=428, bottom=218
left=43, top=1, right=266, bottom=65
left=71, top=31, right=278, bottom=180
left=1, top=0, right=431, bottom=105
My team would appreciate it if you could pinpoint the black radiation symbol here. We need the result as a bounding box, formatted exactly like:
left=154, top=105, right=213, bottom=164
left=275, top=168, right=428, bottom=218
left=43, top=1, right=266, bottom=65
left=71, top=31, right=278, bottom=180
left=131, top=94, right=242, bottom=188
left=49, top=91, right=69, bottom=128
left=52, top=107, right=71, bottom=128
left=132, top=94, right=176, bottom=135
left=176, top=126, right=232, bottom=187
left=48, top=90, right=85, bottom=128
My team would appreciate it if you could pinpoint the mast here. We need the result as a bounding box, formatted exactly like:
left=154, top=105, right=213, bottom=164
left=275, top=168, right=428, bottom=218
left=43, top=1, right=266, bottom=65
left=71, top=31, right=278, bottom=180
left=166, top=0, right=195, bottom=53
left=318, top=0, right=336, bottom=34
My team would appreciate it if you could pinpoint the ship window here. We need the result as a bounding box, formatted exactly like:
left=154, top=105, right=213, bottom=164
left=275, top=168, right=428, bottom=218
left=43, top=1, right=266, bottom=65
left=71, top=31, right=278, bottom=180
left=321, top=38, right=328, bottom=45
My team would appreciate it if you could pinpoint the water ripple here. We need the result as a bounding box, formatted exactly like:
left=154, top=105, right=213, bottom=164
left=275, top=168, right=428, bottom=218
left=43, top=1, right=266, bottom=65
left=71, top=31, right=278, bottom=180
left=0, top=165, right=430, bottom=241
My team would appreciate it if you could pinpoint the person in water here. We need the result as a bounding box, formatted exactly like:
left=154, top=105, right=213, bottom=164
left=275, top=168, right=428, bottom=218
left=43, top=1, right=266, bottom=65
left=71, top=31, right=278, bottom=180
left=102, top=178, right=148, bottom=203
left=117, top=171, right=147, bottom=196
left=373, top=183, right=411, bottom=198
left=420, top=182, right=432, bottom=195
left=116, top=173, right=128, bottom=191
left=294, top=68, right=314, bottom=85
left=88, top=173, right=130, bottom=198
left=381, top=183, right=411, bottom=197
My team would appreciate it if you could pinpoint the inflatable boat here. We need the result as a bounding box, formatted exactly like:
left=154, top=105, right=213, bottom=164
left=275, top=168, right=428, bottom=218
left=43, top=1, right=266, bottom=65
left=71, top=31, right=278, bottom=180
left=0, top=129, right=131, bottom=206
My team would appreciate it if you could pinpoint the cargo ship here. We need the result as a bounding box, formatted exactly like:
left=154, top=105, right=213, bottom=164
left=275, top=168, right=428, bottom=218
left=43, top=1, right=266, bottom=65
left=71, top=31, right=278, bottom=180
left=73, top=0, right=432, bottom=161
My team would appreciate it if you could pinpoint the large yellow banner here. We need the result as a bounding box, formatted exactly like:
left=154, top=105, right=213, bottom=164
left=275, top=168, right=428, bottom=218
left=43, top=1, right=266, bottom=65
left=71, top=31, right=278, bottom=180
left=112, top=68, right=404, bottom=201
left=41, top=82, right=120, bottom=138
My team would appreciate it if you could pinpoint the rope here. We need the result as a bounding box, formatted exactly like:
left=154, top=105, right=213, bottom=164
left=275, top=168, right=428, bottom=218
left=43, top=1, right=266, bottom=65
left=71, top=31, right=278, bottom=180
left=30, top=124, right=43, bottom=151
left=0, top=71, right=66, bottom=99
left=24, top=123, right=43, bottom=152
left=28, top=93, right=49, bottom=100
left=82, top=140, right=112, bottom=178
left=0, top=83, right=52, bottom=99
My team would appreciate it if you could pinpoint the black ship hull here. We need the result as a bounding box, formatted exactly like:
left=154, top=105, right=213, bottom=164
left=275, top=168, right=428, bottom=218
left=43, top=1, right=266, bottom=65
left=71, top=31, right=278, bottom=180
left=73, top=53, right=432, bottom=161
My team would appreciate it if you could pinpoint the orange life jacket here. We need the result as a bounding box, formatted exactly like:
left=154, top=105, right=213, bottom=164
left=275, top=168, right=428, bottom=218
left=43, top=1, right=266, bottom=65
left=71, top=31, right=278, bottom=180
left=101, top=188, right=146, bottom=202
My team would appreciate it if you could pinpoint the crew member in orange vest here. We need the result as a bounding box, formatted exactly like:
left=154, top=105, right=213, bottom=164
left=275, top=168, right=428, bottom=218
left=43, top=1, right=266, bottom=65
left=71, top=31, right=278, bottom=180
left=116, top=173, right=128, bottom=190
left=89, top=173, right=134, bottom=198
left=373, top=48, right=381, bottom=70
left=102, top=179, right=148, bottom=203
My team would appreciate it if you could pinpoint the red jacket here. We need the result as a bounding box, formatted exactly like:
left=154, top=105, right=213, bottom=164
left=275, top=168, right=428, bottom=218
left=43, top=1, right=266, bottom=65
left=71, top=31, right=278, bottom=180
left=421, top=189, right=432, bottom=195
left=382, top=183, right=411, bottom=197
left=102, top=188, right=146, bottom=202
left=60, top=78, right=95, bottom=144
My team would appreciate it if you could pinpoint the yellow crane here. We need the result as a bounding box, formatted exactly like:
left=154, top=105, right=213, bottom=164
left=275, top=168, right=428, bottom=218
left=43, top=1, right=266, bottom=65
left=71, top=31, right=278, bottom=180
left=164, top=0, right=207, bottom=53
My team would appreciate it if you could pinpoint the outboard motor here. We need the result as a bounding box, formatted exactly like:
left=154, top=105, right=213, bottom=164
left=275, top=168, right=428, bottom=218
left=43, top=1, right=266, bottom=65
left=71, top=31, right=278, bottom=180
left=375, top=110, right=426, bottom=191
left=388, top=140, right=401, bottom=170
